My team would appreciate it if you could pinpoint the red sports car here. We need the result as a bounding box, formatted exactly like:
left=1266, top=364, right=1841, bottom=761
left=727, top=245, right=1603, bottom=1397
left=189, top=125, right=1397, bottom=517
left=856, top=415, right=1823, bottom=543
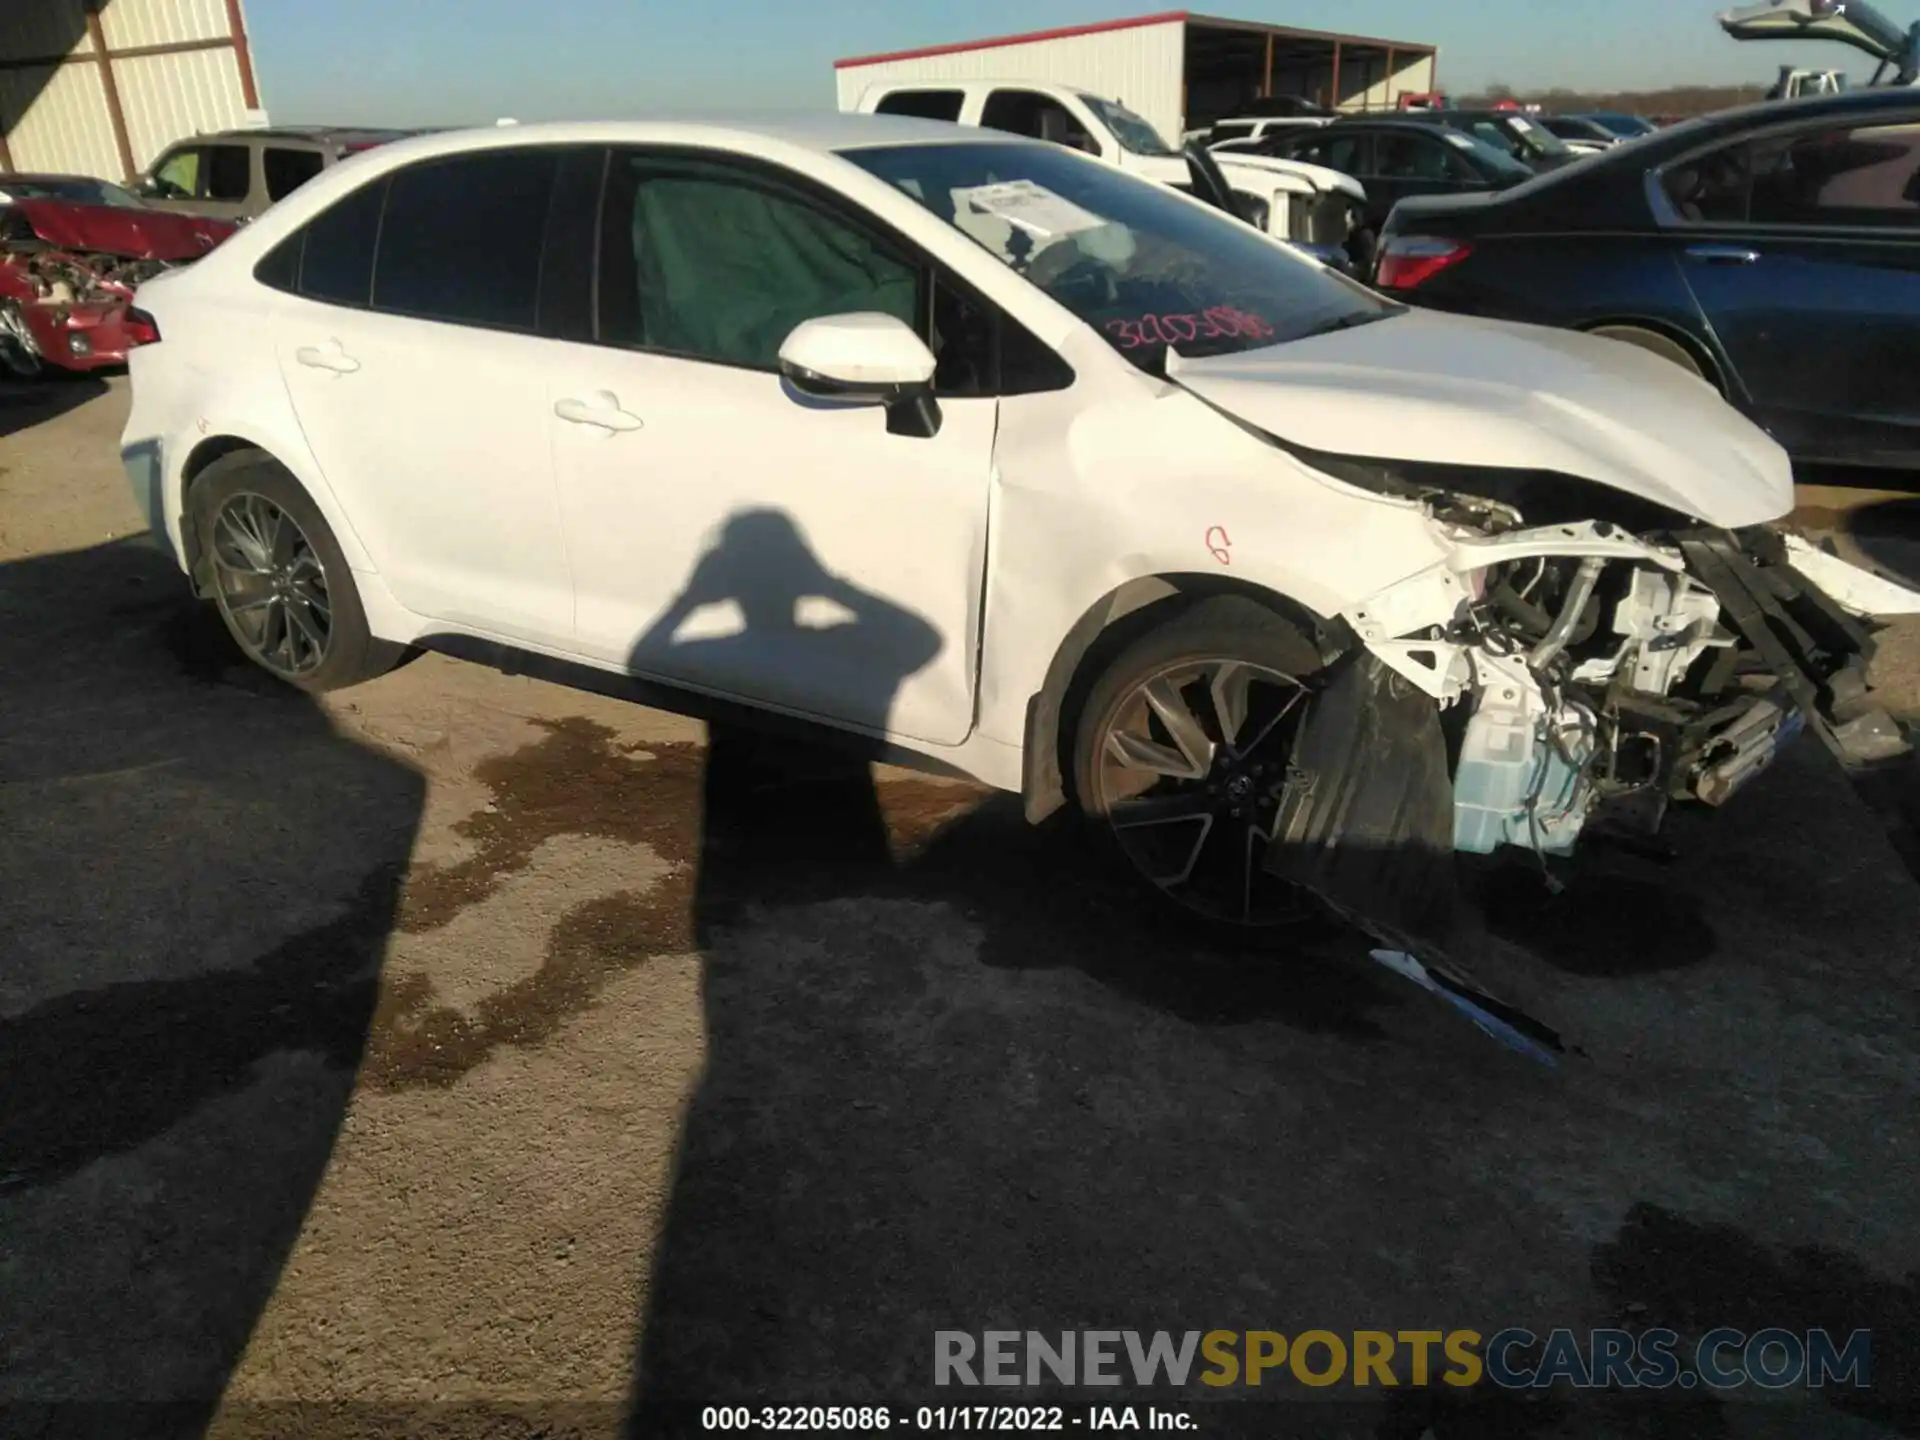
left=0, top=173, right=236, bottom=377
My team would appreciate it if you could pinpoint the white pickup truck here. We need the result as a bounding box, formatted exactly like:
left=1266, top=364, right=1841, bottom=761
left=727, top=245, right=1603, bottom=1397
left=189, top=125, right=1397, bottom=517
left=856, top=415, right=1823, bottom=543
left=843, top=78, right=1367, bottom=260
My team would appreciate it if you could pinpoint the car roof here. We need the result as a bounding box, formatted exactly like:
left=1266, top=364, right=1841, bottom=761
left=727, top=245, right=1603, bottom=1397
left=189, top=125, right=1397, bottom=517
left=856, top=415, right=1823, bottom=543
left=316, top=113, right=1025, bottom=167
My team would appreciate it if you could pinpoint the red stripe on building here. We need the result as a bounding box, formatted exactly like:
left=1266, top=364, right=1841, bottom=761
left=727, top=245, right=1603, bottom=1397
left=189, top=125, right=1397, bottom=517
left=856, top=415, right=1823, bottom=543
left=835, top=10, right=1190, bottom=70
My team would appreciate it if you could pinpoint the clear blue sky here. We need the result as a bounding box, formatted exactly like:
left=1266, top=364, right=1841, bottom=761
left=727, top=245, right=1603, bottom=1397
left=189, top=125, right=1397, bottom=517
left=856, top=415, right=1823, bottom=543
left=247, top=0, right=1880, bottom=126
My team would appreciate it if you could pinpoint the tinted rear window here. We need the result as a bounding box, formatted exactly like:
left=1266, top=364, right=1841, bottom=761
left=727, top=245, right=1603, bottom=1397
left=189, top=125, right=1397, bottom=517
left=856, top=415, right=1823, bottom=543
left=875, top=89, right=965, bottom=123
left=298, top=176, right=387, bottom=306
left=264, top=147, right=326, bottom=201
left=372, top=150, right=559, bottom=330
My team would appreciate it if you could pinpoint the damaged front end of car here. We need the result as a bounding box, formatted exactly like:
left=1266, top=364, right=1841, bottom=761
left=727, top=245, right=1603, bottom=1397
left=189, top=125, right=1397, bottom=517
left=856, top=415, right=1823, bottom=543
left=1275, top=450, right=1919, bottom=898
left=1, top=209, right=188, bottom=376
left=1246, top=450, right=1920, bottom=1058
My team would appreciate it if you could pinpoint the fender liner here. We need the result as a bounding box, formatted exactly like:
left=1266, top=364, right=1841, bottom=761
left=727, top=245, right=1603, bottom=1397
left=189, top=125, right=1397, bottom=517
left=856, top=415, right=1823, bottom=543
left=1264, top=654, right=1460, bottom=947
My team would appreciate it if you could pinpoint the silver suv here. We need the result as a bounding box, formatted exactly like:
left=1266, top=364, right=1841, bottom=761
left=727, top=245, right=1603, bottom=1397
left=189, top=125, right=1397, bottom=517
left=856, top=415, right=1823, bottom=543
left=133, top=126, right=414, bottom=222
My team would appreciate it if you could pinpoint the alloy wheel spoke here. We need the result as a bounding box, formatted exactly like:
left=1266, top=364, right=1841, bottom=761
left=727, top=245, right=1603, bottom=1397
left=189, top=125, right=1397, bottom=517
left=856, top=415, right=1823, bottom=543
left=1106, top=728, right=1201, bottom=780
left=1144, top=812, right=1215, bottom=887
left=284, top=596, right=326, bottom=659
left=1210, top=662, right=1255, bottom=752
left=1141, top=676, right=1215, bottom=778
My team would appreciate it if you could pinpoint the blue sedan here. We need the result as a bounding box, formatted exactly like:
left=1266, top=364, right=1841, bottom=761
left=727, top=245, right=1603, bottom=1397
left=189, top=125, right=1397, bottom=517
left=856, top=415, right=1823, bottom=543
left=1372, top=88, right=1920, bottom=468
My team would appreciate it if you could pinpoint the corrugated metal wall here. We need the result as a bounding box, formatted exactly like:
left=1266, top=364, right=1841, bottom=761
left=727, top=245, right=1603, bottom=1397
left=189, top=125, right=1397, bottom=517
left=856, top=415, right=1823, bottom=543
left=116, top=47, right=248, bottom=167
left=1, top=0, right=255, bottom=177
left=837, top=20, right=1189, bottom=148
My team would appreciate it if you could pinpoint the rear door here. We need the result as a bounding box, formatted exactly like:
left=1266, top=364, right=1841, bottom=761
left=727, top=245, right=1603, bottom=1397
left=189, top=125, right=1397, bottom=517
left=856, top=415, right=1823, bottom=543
left=1659, top=112, right=1920, bottom=462
left=265, top=146, right=595, bottom=642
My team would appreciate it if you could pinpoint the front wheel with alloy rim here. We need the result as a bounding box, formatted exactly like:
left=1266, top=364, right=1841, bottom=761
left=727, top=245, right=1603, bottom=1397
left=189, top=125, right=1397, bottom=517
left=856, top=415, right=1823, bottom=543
left=190, top=451, right=403, bottom=692
left=1072, top=597, right=1329, bottom=929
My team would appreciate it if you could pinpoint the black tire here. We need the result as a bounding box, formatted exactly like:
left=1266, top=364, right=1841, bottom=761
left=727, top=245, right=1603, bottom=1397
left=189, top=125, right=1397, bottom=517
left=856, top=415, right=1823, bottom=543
left=1587, top=324, right=1713, bottom=386
left=0, top=301, right=45, bottom=380
left=1070, top=595, right=1330, bottom=930
left=189, top=451, right=404, bottom=693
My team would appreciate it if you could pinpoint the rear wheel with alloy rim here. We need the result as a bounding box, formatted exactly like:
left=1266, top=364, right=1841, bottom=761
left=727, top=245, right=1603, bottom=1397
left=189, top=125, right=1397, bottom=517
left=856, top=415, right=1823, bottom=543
left=189, top=451, right=403, bottom=692
left=1072, top=597, right=1328, bottom=929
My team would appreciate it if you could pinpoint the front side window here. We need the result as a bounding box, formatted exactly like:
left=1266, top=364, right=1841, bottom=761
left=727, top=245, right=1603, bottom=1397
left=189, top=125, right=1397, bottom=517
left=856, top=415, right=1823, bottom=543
left=265, top=147, right=327, bottom=201
left=841, top=140, right=1399, bottom=372
left=980, top=90, right=1099, bottom=156
left=600, top=154, right=917, bottom=369
left=372, top=149, right=558, bottom=329
left=205, top=145, right=252, bottom=202
left=151, top=148, right=202, bottom=199
left=874, top=89, right=965, bottom=123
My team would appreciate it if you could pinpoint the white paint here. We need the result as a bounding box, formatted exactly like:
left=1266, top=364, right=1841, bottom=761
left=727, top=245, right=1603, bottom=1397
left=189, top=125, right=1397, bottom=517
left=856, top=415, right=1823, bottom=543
left=1170, top=310, right=1798, bottom=530
left=778, top=312, right=937, bottom=388
left=118, top=115, right=1905, bottom=820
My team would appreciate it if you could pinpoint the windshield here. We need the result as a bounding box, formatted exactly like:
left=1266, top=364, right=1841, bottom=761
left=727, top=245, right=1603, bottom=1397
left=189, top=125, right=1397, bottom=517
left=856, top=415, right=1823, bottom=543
left=0, top=177, right=147, bottom=209
left=1495, top=114, right=1574, bottom=159
left=1084, top=96, right=1178, bottom=157
left=841, top=141, right=1399, bottom=371
left=1590, top=113, right=1656, bottom=138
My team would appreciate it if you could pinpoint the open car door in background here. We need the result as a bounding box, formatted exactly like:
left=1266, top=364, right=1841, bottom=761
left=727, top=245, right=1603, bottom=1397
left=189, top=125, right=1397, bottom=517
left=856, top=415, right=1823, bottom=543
left=1718, top=0, right=1919, bottom=83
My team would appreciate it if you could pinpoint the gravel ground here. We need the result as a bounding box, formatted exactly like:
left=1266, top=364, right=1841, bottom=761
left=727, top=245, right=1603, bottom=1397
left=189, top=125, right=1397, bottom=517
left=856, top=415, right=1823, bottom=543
left=2, top=375, right=1918, bottom=1440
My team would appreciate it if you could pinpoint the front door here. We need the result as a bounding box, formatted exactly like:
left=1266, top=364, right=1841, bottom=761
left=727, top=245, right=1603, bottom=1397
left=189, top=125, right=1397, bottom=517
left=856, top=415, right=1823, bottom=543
left=142, top=142, right=253, bottom=220
left=1665, top=114, right=1920, bottom=462
left=544, top=149, right=999, bottom=747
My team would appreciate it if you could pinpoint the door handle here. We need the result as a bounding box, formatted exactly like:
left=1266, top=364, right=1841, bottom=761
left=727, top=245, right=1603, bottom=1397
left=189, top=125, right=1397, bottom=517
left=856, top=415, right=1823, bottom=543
left=294, top=342, right=360, bottom=374
left=1685, top=244, right=1761, bottom=266
left=554, top=391, right=643, bottom=433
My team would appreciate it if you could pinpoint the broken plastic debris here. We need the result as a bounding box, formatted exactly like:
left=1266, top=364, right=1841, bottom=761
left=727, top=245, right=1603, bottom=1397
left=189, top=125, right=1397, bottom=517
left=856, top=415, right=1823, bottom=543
left=1369, top=949, right=1564, bottom=1067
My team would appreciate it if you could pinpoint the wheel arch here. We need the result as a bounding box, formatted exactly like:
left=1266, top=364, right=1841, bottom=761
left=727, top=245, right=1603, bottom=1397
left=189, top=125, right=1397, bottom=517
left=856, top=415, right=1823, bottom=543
left=1019, top=573, right=1351, bottom=825
left=175, top=431, right=372, bottom=594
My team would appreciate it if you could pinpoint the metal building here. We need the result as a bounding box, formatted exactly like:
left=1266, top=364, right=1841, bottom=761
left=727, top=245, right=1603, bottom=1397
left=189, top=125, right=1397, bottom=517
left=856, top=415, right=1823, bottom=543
left=834, top=10, right=1439, bottom=146
left=1, top=0, right=262, bottom=181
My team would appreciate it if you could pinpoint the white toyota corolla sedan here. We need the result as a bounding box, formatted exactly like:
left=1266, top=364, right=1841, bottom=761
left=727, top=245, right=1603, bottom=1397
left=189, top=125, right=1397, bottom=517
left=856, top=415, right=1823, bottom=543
left=120, top=114, right=1918, bottom=939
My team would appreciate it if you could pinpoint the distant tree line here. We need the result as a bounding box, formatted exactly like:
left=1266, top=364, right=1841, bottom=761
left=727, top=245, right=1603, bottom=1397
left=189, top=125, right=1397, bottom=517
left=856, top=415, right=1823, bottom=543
left=1455, top=81, right=1769, bottom=118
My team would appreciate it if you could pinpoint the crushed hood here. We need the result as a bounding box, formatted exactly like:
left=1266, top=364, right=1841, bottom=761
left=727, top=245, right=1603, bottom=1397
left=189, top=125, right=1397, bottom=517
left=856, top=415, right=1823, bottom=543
left=1166, top=309, right=1795, bottom=529
left=3, top=199, right=235, bottom=260
left=1217, top=151, right=1368, bottom=204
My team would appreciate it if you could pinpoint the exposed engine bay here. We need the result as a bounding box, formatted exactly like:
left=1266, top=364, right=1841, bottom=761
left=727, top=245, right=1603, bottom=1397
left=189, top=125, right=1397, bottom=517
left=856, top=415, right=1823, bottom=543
left=0, top=198, right=222, bottom=374
left=1336, top=473, right=1919, bottom=870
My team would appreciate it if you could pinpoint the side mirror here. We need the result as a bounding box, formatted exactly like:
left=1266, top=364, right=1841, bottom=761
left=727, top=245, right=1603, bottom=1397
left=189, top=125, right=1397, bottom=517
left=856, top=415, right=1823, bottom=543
left=778, top=312, right=942, bottom=438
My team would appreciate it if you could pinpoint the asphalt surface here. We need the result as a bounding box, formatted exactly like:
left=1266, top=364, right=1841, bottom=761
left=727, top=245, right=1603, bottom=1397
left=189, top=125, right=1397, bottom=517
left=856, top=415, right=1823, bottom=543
left=2, top=375, right=1919, bottom=1440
